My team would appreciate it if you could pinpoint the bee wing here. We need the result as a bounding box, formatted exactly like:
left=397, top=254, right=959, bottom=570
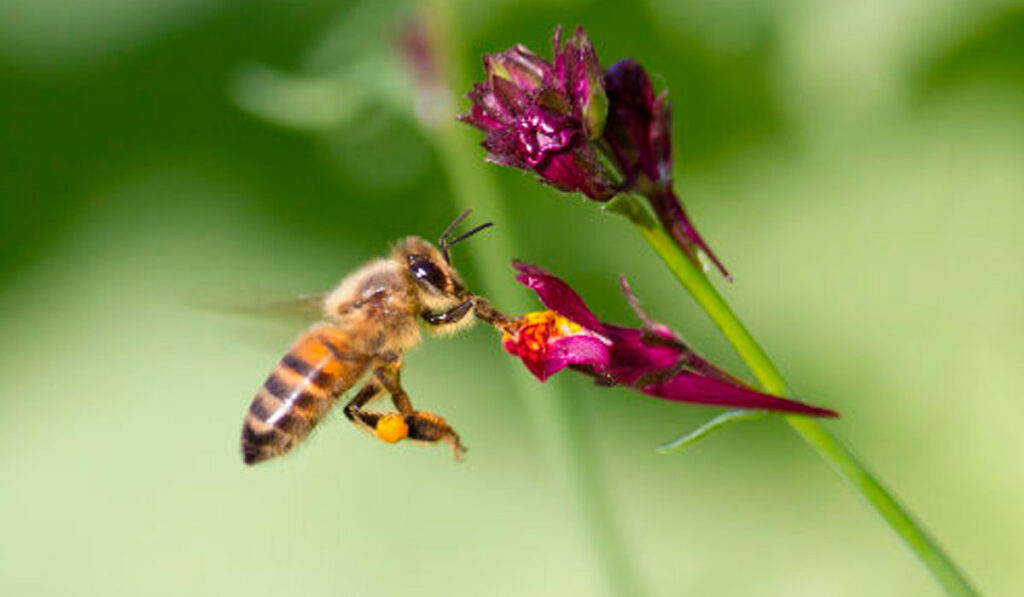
left=191, top=292, right=327, bottom=325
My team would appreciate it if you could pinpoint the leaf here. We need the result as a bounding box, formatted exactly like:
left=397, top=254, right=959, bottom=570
left=656, top=409, right=766, bottom=454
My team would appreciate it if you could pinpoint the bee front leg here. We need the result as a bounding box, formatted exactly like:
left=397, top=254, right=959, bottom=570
left=471, top=295, right=511, bottom=328
left=421, top=299, right=473, bottom=327
left=373, top=359, right=467, bottom=460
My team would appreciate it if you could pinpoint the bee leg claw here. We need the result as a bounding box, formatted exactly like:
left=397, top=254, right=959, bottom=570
left=445, top=433, right=468, bottom=462
left=407, top=411, right=466, bottom=461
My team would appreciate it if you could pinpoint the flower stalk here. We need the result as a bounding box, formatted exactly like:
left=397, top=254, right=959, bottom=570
left=618, top=195, right=980, bottom=597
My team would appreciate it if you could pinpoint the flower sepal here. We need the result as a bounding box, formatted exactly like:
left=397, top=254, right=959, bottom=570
left=602, top=193, right=657, bottom=228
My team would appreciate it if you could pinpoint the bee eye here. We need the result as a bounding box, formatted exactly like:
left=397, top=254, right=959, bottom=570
left=409, top=256, right=447, bottom=291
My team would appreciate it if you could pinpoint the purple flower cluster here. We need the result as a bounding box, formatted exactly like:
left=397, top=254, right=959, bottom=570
left=460, top=26, right=728, bottom=278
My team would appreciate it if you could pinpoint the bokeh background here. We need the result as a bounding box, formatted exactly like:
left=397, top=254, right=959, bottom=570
left=2, top=0, right=1023, bottom=595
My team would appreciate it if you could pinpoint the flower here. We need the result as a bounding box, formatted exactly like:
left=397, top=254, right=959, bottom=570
left=502, top=310, right=612, bottom=381
left=462, top=26, right=730, bottom=279
left=458, top=26, right=616, bottom=200
left=603, top=59, right=730, bottom=279
left=499, top=261, right=837, bottom=417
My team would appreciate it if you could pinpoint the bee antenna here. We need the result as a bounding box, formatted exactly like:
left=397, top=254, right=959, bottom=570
left=447, top=221, right=494, bottom=250
left=439, top=209, right=473, bottom=247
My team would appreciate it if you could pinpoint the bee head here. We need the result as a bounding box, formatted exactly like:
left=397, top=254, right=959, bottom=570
left=393, top=211, right=493, bottom=315
left=395, top=236, right=464, bottom=308
left=395, top=235, right=460, bottom=296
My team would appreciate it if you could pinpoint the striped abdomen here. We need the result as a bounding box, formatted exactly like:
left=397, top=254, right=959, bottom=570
left=241, top=324, right=370, bottom=465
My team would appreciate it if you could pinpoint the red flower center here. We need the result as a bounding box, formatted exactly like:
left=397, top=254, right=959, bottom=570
left=501, top=311, right=587, bottom=375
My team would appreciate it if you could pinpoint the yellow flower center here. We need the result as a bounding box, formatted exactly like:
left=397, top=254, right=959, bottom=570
left=503, top=310, right=583, bottom=343
left=499, top=310, right=592, bottom=371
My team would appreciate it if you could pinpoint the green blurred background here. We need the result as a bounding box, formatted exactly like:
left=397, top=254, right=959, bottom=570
left=2, top=0, right=1023, bottom=595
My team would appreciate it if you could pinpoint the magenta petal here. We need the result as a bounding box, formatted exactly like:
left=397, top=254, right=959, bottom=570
left=457, top=102, right=503, bottom=133
left=602, top=59, right=659, bottom=182
left=651, top=91, right=672, bottom=182
left=550, top=25, right=566, bottom=89
left=651, top=187, right=731, bottom=280
left=536, top=335, right=612, bottom=381
left=559, top=26, right=606, bottom=139
left=513, top=107, right=576, bottom=166
left=533, top=152, right=587, bottom=193
left=599, top=324, right=680, bottom=384
left=533, top=150, right=616, bottom=200
left=511, top=261, right=603, bottom=330
left=641, top=373, right=838, bottom=417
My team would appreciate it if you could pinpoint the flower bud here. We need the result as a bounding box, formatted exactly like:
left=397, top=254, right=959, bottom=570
left=459, top=26, right=616, bottom=200
left=603, top=59, right=730, bottom=278
left=602, top=59, right=660, bottom=185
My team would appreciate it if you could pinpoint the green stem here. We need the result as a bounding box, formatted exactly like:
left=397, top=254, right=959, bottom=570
left=633, top=209, right=979, bottom=597
left=418, top=4, right=644, bottom=596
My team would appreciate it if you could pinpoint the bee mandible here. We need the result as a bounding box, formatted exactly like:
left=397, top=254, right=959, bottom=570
left=240, top=210, right=508, bottom=465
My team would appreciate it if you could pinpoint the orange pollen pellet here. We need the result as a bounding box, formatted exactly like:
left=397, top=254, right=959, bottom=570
left=375, top=414, right=409, bottom=443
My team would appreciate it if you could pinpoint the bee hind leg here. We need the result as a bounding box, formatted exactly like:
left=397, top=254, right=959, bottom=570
left=373, top=361, right=467, bottom=461
left=406, top=411, right=467, bottom=461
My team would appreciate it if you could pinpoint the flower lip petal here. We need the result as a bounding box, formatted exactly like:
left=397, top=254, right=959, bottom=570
left=640, top=374, right=839, bottom=417
left=540, top=334, right=612, bottom=381
left=511, top=260, right=603, bottom=330
left=599, top=324, right=681, bottom=384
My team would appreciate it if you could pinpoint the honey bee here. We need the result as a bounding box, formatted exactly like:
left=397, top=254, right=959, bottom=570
left=240, top=210, right=508, bottom=465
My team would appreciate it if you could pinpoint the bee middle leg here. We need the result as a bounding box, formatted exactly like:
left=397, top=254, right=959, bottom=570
left=343, top=379, right=389, bottom=432
left=343, top=378, right=424, bottom=448
left=373, top=358, right=467, bottom=460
